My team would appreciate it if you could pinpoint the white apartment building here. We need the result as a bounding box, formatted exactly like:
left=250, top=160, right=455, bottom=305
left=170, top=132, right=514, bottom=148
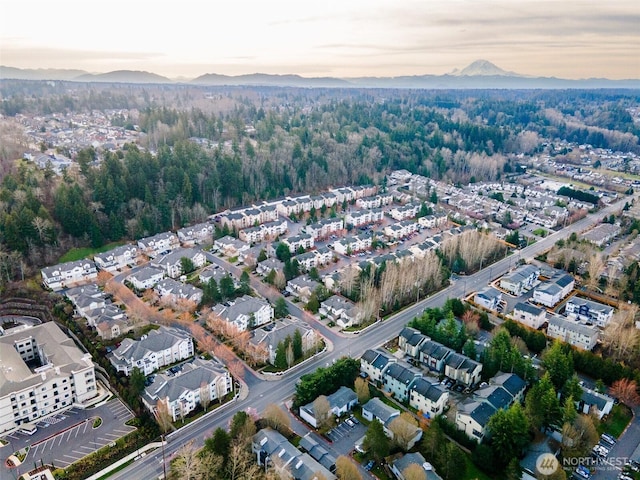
left=141, top=358, right=232, bottom=421
left=0, top=323, right=97, bottom=433
left=41, top=259, right=98, bottom=291
left=547, top=315, right=599, bottom=351
left=107, top=326, right=194, bottom=376
left=511, top=302, right=547, bottom=329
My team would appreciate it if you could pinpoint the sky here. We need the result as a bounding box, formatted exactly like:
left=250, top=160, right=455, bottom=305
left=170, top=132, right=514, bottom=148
left=1, top=0, right=639, bottom=80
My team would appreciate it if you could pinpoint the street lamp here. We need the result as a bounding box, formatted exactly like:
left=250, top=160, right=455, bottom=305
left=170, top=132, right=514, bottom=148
left=161, top=434, right=167, bottom=479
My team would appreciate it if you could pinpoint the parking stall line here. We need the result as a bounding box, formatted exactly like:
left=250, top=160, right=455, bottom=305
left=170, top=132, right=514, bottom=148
left=77, top=445, right=94, bottom=452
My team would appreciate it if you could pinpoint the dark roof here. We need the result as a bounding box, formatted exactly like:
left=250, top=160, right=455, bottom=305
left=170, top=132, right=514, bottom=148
left=409, top=378, right=447, bottom=402
left=513, top=302, right=544, bottom=316
left=467, top=401, right=497, bottom=426
left=361, top=349, right=379, bottom=365
left=492, top=373, right=526, bottom=398
left=420, top=340, right=453, bottom=360
left=555, top=273, right=575, bottom=288
left=581, top=389, right=613, bottom=411
left=475, top=385, right=513, bottom=410
left=384, top=363, right=419, bottom=385
left=371, top=351, right=394, bottom=371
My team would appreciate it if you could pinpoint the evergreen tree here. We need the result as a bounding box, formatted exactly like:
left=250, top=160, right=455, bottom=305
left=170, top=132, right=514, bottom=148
left=363, top=420, right=390, bottom=461
left=292, top=329, right=303, bottom=360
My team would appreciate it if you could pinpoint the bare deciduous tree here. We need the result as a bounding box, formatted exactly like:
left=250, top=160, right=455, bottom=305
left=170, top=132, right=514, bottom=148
left=388, top=412, right=419, bottom=451
left=354, top=377, right=370, bottom=404
left=609, top=378, right=640, bottom=407
left=313, top=395, right=333, bottom=430
left=335, top=455, right=362, bottom=480
left=402, top=463, right=427, bottom=480
left=263, top=403, right=291, bottom=433
left=156, top=398, right=174, bottom=434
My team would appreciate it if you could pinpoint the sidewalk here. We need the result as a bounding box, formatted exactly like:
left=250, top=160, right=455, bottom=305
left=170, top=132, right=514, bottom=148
left=84, top=441, right=164, bottom=480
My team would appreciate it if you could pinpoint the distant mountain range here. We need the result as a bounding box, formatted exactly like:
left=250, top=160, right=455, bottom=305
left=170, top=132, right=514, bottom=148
left=1, top=60, right=638, bottom=89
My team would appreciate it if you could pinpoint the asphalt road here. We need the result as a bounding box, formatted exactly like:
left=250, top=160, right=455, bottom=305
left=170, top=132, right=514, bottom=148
left=94, top=193, right=640, bottom=480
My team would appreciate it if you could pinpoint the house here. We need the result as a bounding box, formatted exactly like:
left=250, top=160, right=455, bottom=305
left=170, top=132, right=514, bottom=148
left=474, top=286, right=503, bottom=311
left=455, top=400, right=496, bottom=442
left=252, top=429, right=336, bottom=480
left=211, top=295, right=274, bottom=331
left=282, top=233, right=314, bottom=254
left=304, top=218, right=344, bottom=240
left=382, top=363, right=422, bottom=402
left=238, top=219, right=288, bottom=244
left=249, top=317, right=318, bottom=365
left=391, top=453, right=443, bottom=480
left=474, top=384, right=516, bottom=411
left=93, top=244, right=139, bottom=272
left=408, top=378, right=449, bottom=417
left=398, top=327, right=428, bottom=358
left=256, top=258, right=284, bottom=276
left=419, top=340, right=454, bottom=373
left=137, top=231, right=179, bottom=258
left=96, top=317, right=127, bottom=341
left=491, top=372, right=527, bottom=404
left=345, top=209, right=384, bottom=227
left=0, top=322, right=97, bottom=433
left=299, top=386, right=358, bottom=428
left=319, top=295, right=363, bottom=328
left=511, top=302, right=547, bottom=329
left=360, top=349, right=396, bottom=383
left=443, top=352, right=482, bottom=386
left=361, top=397, right=400, bottom=429
left=155, top=278, right=204, bottom=305
left=499, top=264, right=540, bottom=296
left=141, top=358, right=231, bottom=421
left=583, top=223, right=621, bottom=247
left=417, top=213, right=448, bottom=230
left=361, top=398, right=422, bottom=449
left=389, top=204, right=420, bottom=221
left=533, top=273, right=575, bottom=307
left=578, top=387, right=614, bottom=420
left=213, top=236, right=250, bottom=257
left=565, top=297, right=614, bottom=327
left=127, top=266, right=165, bottom=291
left=332, top=232, right=373, bottom=255
left=152, top=248, right=206, bottom=278
left=177, top=222, right=214, bottom=246
left=107, top=326, right=194, bottom=376
left=547, top=315, right=599, bottom=351
left=298, top=433, right=337, bottom=473
left=199, top=264, right=236, bottom=286
left=41, top=259, right=98, bottom=291
left=286, top=276, right=321, bottom=303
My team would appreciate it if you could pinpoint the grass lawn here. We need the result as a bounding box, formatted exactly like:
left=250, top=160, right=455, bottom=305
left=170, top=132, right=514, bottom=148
left=599, top=404, right=633, bottom=438
left=462, top=453, right=494, bottom=480
left=58, top=242, right=126, bottom=263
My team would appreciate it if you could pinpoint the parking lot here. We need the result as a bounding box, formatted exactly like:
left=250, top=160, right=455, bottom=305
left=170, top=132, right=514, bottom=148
left=325, top=416, right=367, bottom=454
left=1, top=399, right=135, bottom=479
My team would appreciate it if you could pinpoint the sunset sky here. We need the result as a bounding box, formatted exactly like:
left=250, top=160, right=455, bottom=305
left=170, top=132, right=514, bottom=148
left=1, top=0, right=639, bottom=79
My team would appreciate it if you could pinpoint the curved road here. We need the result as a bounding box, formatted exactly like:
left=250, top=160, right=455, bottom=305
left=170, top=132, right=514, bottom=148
left=111, top=195, right=635, bottom=480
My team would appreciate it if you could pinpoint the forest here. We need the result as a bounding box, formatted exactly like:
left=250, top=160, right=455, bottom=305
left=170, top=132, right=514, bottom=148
left=0, top=81, right=638, bottom=290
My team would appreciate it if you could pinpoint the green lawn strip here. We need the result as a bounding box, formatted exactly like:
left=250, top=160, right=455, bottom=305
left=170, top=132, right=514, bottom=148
left=59, top=242, right=126, bottom=263
left=598, top=404, right=632, bottom=438
left=462, top=453, right=493, bottom=480
left=93, top=458, right=135, bottom=480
